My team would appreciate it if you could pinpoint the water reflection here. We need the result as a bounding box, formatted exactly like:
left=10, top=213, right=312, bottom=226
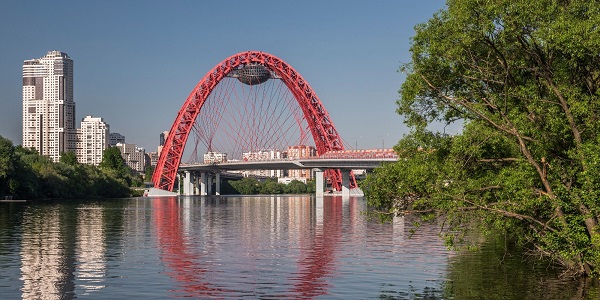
left=152, top=197, right=225, bottom=297
left=20, top=206, right=72, bottom=299
left=444, top=234, right=600, bottom=300
left=5, top=196, right=596, bottom=299
left=289, top=196, right=342, bottom=298
left=151, top=196, right=348, bottom=298
left=74, top=205, right=106, bottom=295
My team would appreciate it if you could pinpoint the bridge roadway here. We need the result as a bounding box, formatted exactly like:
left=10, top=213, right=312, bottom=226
left=179, top=157, right=397, bottom=172
left=177, top=156, right=398, bottom=198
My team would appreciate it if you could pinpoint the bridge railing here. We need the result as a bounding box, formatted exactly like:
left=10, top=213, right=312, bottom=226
left=313, top=149, right=398, bottom=160
left=181, top=149, right=398, bottom=166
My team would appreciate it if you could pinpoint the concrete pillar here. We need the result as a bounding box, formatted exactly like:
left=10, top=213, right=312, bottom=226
left=200, top=172, right=207, bottom=196
left=207, top=174, right=213, bottom=195
left=215, top=173, right=221, bottom=195
left=192, top=173, right=199, bottom=195
left=183, top=171, right=191, bottom=196
left=315, top=170, right=324, bottom=197
left=341, top=169, right=350, bottom=199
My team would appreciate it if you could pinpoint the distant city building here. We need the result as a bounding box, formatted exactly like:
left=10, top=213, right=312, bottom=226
left=241, top=149, right=284, bottom=177
left=109, top=132, right=125, bottom=146
left=22, top=50, right=75, bottom=162
left=278, top=177, right=307, bottom=184
left=76, top=115, right=109, bottom=165
left=203, top=151, right=227, bottom=164
left=144, top=153, right=151, bottom=173
left=287, top=145, right=316, bottom=180
left=242, top=149, right=284, bottom=161
left=147, top=151, right=159, bottom=167
left=115, top=143, right=146, bottom=173
left=159, top=131, right=169, bottom=146
left=158, top=130, right=169, bottom=155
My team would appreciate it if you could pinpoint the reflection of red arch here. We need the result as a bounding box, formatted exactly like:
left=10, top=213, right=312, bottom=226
left=152, top=51, right=350, bottom=191
left=153, top=198, right=228, bottom=297
left=291, top=197, right=343, bottom=297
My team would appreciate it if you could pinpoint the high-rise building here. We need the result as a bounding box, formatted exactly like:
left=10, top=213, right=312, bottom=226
left=109, top=132, right=125, bottom=146
left=159, top=131, right=168, bottom=146
left=22, top=50, right=75, bottom=162
left=158, top=130, right=169, bottom=155
left=76, top=115, right=109, bottom=165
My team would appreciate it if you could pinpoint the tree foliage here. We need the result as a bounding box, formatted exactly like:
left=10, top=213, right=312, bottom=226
left=60, top=151, right=78, bottom=166
left=0, top=135, right=132, bottom=199
left=99, top=147, right=127, bottom=173
left=364, top=0, right=600, bottom=276
left=229, top=177, right=314, bottom=195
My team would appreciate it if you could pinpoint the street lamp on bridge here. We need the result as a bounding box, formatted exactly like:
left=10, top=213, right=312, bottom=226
left=377, top=133, right=390, bottom=149
left=350, top=136, right=363, bottom=149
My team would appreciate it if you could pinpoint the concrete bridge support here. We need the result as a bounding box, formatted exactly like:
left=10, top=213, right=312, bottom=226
left=200, top=172, right=207, bottom=196
left=341, top=169, right=350, bottom=199
left=215, top=173, right=221, bottom=195
left=207, top=174, right=213, bottom=195
left=183, top=171, right=192, bottom=196
left=315, top=169, right=324, bottom=197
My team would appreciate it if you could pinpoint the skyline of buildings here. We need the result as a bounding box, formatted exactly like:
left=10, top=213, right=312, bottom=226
left=19, top=50, right=351, bottom=182
left=21, top=50, right=148, bottom=172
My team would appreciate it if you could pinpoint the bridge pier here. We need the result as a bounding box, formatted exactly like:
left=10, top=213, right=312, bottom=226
left=194, top=173, right=200, bottom=195
left=315, top=169, right=324, bottom=197
left=200, top=172, right=207, bottom=196
left=207, top=174, right=213, bottom=195
left=341, top=169, right=350, bottom=199
left=183, top=171, right=192, bottom=196
left=215, top=173, right=221, bottom=195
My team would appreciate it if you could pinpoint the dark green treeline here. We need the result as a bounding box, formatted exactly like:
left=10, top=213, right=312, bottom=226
left=0, top=135, right=136, bottom=199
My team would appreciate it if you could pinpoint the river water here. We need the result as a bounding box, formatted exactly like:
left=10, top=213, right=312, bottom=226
left=0, top=195, right=598, bottom=299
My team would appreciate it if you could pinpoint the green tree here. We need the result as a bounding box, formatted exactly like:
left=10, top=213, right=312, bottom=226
left=0, top=136, right=16, bottom=194
left=144, top=165, right=155, bottom=182
left=284, top=180, right=307, bottom=194
left=259, top=179, right=283, bottom=194
left=99, top=147, right=126, bottom=171
left=230, top=177, right=259, bottom=194
left=366, top=0, right=600, bottom=276
left=99, top=146, right=132, bottom=185
left=60, top=151, right=78, bottom=166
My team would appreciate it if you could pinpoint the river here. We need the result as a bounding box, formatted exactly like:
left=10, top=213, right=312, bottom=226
left=0, top=195, right=598, bottom=299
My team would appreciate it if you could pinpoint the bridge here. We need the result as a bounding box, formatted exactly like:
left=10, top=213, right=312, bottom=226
left=151, top=51, right=398, bottom=197
left=175, top=150, right=398, bottom=197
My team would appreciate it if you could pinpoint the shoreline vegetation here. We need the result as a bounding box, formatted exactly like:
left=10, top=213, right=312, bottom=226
left=0, top=135, right=140, bottom=200
left=363, top=0, right=600, bottom=277
left=0, top=135, right=317, bottom=200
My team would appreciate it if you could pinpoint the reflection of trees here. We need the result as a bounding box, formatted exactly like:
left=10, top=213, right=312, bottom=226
left=444, top=234, right=600, bottom=299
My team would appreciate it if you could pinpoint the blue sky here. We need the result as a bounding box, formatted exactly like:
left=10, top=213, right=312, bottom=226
left=0, top=0, right=449, bottom=152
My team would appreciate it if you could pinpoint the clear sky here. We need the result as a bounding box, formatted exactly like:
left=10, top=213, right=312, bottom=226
left=0, top=0, right=449, bottom=152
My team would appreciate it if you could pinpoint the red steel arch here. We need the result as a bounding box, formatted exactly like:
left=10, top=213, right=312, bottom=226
left=152, top=51, right=351, bottom=191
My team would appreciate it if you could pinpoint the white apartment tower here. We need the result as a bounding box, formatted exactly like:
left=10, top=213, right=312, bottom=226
left=76, top=115, right=109, bottom=165
left=22, top=50, right=75, bottom=162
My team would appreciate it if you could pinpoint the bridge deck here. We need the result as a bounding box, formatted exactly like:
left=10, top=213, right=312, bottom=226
left=179, top=157, right=397, bottom=172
